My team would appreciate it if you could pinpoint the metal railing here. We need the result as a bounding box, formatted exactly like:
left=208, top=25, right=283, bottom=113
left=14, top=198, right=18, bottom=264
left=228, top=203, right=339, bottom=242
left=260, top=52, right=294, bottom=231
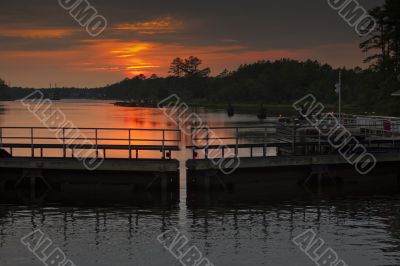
left=188, top=122, right=400, bottom=159
left=323, top=113, right=400, bottom=136
left=188, top=123, right=290, bottom=159
left=0, top=127, right=181, bottom=159
left=1, top=121, right=398, bottom=161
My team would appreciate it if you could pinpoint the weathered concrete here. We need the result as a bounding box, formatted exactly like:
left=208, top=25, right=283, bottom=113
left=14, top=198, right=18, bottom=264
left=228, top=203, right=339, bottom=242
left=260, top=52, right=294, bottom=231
left=186, top=153, right=400, bottom=170
left=186, top=154, right=400, bottom=191
left=0, top=158, right=180, bottom=200
left=0, top=157, right=179, bottom=172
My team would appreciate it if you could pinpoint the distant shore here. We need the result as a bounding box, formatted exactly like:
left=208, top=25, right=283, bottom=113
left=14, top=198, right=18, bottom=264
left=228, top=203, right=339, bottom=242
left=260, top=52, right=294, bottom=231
left=0, top=99, right=375, bottom=116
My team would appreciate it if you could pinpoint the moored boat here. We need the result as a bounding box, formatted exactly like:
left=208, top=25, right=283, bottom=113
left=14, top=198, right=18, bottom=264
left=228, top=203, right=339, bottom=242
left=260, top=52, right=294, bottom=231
left=114, top=99, right=160, bottom=108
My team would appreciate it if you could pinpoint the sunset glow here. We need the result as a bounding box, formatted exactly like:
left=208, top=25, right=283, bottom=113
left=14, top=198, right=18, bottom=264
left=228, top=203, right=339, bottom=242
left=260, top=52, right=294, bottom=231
left=113, top=17, right=184, bottom=34
left=0, top=27, right=78, bottom=38
left=0, top=2, right=370, bottom=88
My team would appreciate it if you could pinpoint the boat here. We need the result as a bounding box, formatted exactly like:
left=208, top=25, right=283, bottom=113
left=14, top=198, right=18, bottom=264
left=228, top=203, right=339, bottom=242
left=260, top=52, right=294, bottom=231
left=114, top=101, right=138, bottom=107
left=49, top=90, right=61, bottom=101
left=49, top=84, right=61, bottom=100
left=114, top=99, right=160, bottom=108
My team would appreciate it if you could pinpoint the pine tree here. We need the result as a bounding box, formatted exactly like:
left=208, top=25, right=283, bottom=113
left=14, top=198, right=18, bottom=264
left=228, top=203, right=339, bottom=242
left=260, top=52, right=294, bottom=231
left=360, top=0, right=400, bottom=72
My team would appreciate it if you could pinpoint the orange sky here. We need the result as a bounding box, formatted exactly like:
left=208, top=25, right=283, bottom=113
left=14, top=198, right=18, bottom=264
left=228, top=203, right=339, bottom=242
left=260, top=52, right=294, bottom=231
left=0, top=0, right=382, bottom=88
left=0, top=30, right=365, bottom=88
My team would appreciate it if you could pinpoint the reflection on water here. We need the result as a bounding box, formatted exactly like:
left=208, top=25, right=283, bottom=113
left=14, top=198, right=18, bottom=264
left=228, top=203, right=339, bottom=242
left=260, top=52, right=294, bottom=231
left=0, top=195, right=400, bottom=266
left=0, top=100, right=260, bottom=129
left=1, top=100, right=400, bottom=265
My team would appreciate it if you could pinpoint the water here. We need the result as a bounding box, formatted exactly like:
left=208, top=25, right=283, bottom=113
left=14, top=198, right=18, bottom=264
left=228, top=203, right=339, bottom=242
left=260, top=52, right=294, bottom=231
left=0, top=100, right=400, bottom=266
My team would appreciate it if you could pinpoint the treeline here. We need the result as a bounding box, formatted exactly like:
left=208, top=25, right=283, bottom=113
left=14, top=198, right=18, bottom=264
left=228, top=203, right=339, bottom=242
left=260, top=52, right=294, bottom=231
left=99, top=59, right=397, bottom=115
left=0, top=81, right=102, bottom=100
left=102, top=59, right=353, bottom=103
left=0, top=58, right=398, bottom=115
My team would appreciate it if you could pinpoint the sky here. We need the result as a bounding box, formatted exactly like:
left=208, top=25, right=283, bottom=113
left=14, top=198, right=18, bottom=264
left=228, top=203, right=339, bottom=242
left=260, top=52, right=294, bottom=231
left=0, top=0, right=384, bottom=88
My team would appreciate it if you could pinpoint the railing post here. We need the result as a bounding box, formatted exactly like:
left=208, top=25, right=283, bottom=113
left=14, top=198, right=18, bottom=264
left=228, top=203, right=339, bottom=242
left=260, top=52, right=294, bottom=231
left=191, top=127, right=195, bottom=159
left=162, top=129, right=165, bottom=159
left=95, top=129, right=98, bottom=158
left=318, top=130, right=321, bottom=154
left=235, top=127, right=239, bottom=157
left=128, top=129, right=132, bottom=159
left=31, top=128, right=34, bottom=157
left=62, top=128, right=66, bottom=158
left=205, top=128, right=209, bottom=159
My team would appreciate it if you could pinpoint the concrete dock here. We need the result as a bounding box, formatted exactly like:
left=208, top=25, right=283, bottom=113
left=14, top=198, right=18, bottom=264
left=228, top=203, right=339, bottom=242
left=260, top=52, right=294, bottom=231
left=0, top=157, right=179, bottom=188
left=1, top=123, right=400, bottom=204
left=186, top=154, right=400, bottom=191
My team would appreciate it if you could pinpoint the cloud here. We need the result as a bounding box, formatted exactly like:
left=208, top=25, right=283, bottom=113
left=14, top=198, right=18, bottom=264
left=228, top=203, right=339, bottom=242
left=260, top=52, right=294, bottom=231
left=0, top=27, right=78, bottom=39
left=0, top=0, right=385, bottom=87
left=113, top=16, right=184, bottom=35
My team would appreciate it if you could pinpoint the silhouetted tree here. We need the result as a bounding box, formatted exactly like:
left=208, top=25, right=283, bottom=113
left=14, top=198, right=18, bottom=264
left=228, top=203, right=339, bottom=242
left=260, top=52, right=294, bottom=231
left=0, top=78, right=6, bottom=99
left=169, top=57, right=185, bottom=77
left=217, top=69, right=231, bottom=78
left=361, top=0, right=400, bottom=72
left=169, top=56, right=211, bottom=77
left=135, top=74, right=146, bottom=80
left=358, top=0, right=400, bottom=114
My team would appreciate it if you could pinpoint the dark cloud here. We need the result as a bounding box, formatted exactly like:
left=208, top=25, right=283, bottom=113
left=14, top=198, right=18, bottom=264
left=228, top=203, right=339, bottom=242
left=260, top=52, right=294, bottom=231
left=0, top=0, right=385, bottom=87
left=0, top=0, right=384, bottom=49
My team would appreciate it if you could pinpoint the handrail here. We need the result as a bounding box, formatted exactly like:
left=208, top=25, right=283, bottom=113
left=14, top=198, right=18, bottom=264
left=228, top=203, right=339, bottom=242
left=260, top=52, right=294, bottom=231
left=191, top=125, right=277, bottom=130
left=191, top=123, right=400, bottom=131
left=189, top=123, right=400, bottom=159
left=0, top=136, right=181, bottom=142
left=0, top=127, right=181, bottom=160
left=0, top=126, right=180, bottom=132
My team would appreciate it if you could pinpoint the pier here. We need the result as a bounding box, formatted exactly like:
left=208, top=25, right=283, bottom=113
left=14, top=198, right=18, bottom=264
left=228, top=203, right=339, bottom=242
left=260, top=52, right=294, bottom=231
left=186, top=118, right=400, bottom=191
left=1, top=117, right=400, bottom=201
left=0, top=127, right=181, bottom=200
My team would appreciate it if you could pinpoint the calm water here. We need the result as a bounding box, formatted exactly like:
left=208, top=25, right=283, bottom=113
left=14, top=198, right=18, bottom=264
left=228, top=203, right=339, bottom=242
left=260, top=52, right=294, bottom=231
left=0, top=100, right=400, bottom=266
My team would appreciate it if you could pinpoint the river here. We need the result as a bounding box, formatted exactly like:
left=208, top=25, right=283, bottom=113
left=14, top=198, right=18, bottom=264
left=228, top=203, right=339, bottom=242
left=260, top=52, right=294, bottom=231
left=0, top=100, right=399, bottom=266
